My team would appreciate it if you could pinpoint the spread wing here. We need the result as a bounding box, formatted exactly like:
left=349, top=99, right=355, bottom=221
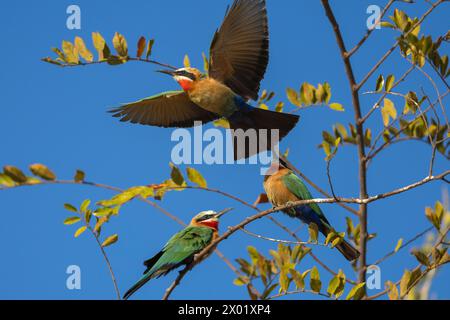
left=109, top=91, right=219, bottom=128
left=208, top=0, right=269, bottom=101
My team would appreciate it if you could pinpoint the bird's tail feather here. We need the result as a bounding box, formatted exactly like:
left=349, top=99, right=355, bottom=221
left=123, top=273, right=153, bottom=300
left=320, top=223, right=360, bottom=262
left=335, top=239, right=360, bottom=262
left=229, top=108, right=300, bottom=160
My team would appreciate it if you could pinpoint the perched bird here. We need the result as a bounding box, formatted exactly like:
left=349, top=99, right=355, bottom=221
left=110, top=0, right=299, bottom=160
left=263, top=162, right=360, bottom=261
left=123, top=208, right=232, bottom=300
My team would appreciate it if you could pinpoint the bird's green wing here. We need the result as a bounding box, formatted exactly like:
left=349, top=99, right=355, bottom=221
left=281, top=172, right=328, bottom=221
left=145, top=226, right=214, bottom=277
left=109, top=91, right=219, bottom=128
left=208, top=0, right=269, bottom=101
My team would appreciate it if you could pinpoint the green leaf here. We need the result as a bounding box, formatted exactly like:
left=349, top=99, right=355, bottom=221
left=170, top=163, right=185, bottom=186
left=92, top=32, right=110, bottom=61
left=3, top=166, right=27, bottom=183
left=74, top=36, right=93, bottom=62
left=102, top=234, right=119, bottom=247
left=136, top=36, right=146, bottom=58
left=74, top=226, right=87, bottom=238
left=64, top=203, right=78, bottom=213
left=186, top=167, right=207, bottom=188
left=63, top=217, right=81, bottom=225
left=113, top=32, right=128, bottom=57
left=74, top=169, right=85, bottom=183
left=385, top=74, right=395, bottom=92
left=345, top=282, right=366, bottom=300
left=286, top=88, right=301, bottom=107
left=375, top=75, right=385, bottom=92
left=309, top=266, right=322, bottom=293
left=146, top=39, right=155, bottom=59
left=29, top=163, right=56, bottom=181
left=329, top=102, right=345, bottom=112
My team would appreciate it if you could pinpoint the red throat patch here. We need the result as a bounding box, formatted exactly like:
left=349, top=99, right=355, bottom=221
left=199, top=219, right=219, bottom=230
left=177, top=79, right=193, bottom=92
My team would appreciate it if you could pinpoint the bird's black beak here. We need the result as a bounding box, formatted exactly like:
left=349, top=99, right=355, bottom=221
left=216, top=208, right=233, bottom=219
left=157, top=69, right=176, bottom=76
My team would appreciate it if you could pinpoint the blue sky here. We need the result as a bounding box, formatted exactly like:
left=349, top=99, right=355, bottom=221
left=0, top=0, right=448, bottom=300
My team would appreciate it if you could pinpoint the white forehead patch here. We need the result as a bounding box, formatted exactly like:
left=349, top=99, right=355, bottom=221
left=199, top=210, right=216, bottom=216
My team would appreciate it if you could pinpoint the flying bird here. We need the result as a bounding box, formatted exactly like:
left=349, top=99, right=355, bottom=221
left=123, top=208, right=232, bottom=300
left=263, top=162, right=360, bottom=261
left=110, top=0, right=299, bottom=160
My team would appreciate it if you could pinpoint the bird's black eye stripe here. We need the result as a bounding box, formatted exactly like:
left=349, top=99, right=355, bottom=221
left=175, top=70, right=196, bottom=80
left=198, top=214, right=215, bottom=221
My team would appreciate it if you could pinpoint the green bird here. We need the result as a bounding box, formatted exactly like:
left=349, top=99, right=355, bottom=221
left=264, top=162, right=360, bottom=261
left=123, top=208, right=232, bottom=300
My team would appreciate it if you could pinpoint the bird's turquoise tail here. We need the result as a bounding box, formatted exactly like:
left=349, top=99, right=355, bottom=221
left=229, top=102, right=300, bottom=160
left=123, top=273, right=153, bottom=300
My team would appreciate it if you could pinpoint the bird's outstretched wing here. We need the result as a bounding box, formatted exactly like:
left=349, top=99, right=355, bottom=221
left=109, top=91, right=219, bottom=128
left=144, top=226, right=214, bottom=278
left=208, top=0, right=269, bottom=101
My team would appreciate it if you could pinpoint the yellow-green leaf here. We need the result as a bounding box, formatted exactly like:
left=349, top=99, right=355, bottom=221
left=0, top=173, right=15, bottom=187
left=62, top=40, right=79, bottom=64
left=394, top=238, right=403, bottom=252
left=64, top=217, right=81, bottom=225
left=74, top=36, right=93, bottom=62
left=300, top=82, right=316, bottom=105
left=345, top=282, right=366, bottom=300
left=329, top=102, right=345, bottom=112
left=184, top=54, right=191, bottom=68
left=386, top=281, right=399, bottom=300
left=146, top=39, right=155, bottom=59
left=381, top=98, right=397, bottom=126
left=80, top=199, right=91, bottom=213
left=74, top=226, right=87, bottom=238
left=186, top=167, right=207, bottom=188
left=113, top=32, right=128, bottom=57
left=310, top=266, right=322, bottom=293
left=102, top=234, right=119, bottom=247
left=92, top=32, right=110, bottom=61
left=64, top=203, right=78, bottom=213
left=375, top=75, right=384, bottom=92
left=308, top=223, right=319, bottom=243
left=385, top=74, right=395, bottom=92
left=286, top=88, right=301, bottom=107
left=170, top=163, right=185, bottom=186
left=29, top=163, right=56, bottom=181
left=3, top=165, right=27, bottom=183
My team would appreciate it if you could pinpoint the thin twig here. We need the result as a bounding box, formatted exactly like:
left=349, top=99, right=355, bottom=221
left=347, top=0, right=396, bottom=58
